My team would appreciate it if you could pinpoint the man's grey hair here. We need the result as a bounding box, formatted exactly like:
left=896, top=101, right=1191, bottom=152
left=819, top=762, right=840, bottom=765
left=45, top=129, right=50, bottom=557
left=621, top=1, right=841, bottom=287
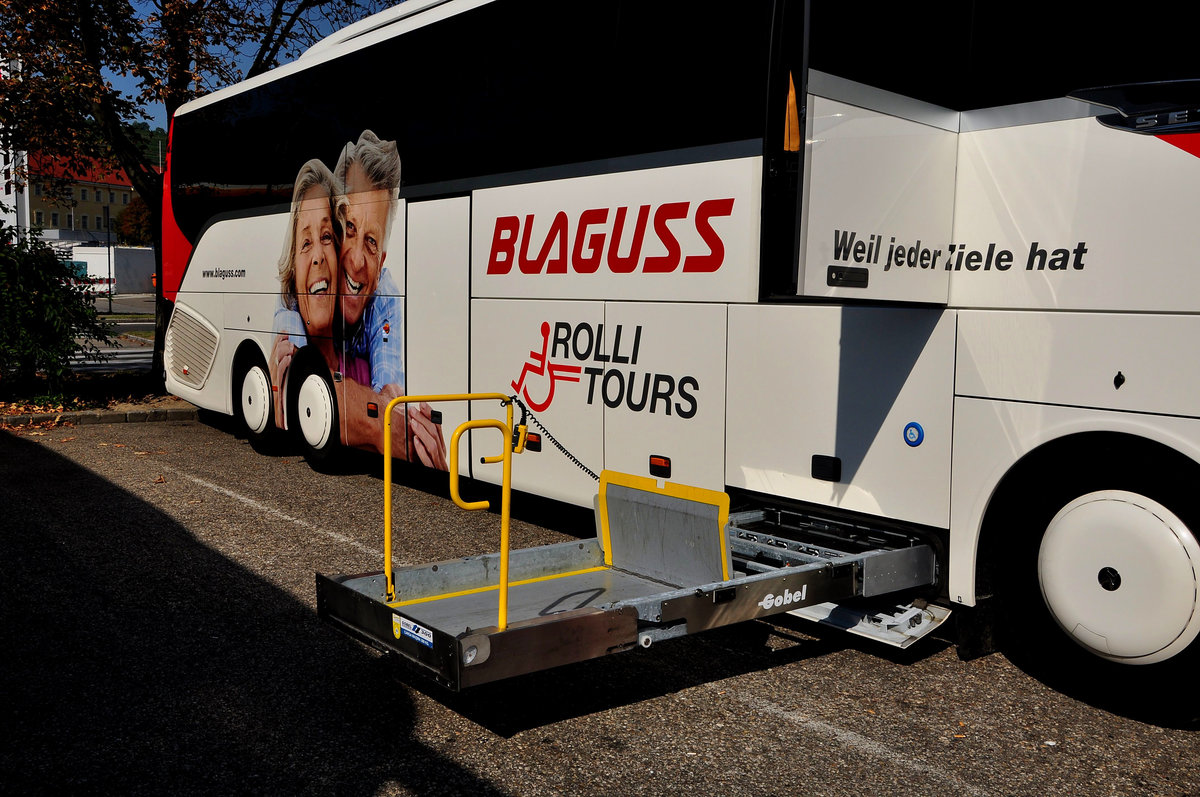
left=335, top=129, right=401, bottom=251
left=278, top=158, right=339, bottom=311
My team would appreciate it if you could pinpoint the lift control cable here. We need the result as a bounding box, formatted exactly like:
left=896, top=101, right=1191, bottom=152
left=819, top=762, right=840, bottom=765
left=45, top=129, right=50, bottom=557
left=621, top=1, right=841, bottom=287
left=509, top=395, right=600, bottom=481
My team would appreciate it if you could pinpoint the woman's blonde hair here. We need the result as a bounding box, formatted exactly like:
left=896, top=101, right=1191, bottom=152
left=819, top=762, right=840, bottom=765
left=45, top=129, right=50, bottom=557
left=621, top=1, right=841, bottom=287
left=278, top=159, right=339, bottom=310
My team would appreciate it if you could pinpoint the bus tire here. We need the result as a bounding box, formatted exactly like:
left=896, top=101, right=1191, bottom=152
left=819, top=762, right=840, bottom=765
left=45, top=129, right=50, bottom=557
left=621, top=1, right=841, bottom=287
left=287, top=348, right=340, bottom=466
left=233, top=351, right=276, bottom=449
left=1037, top=490, right=1200, bottom=667
left=993, top=437, right=1200, bottom=721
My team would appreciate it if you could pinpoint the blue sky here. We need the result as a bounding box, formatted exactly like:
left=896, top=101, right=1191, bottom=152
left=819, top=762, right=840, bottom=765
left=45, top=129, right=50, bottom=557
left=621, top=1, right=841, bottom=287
left=107, top=70, right=169, bottom=130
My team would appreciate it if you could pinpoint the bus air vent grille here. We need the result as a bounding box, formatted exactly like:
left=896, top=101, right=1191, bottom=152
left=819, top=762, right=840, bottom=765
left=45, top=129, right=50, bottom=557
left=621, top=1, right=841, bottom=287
left=165, top=304, right=219, bottom=389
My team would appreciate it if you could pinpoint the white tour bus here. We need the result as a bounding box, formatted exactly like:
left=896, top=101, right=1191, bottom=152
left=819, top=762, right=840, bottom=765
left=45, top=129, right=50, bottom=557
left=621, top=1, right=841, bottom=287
left=163, top=0, right=1200, bottom=706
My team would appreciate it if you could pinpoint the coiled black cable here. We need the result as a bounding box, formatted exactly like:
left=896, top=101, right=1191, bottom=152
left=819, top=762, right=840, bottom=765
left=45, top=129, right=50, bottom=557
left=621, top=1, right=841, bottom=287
left=508, top=395, right=600, bottom=481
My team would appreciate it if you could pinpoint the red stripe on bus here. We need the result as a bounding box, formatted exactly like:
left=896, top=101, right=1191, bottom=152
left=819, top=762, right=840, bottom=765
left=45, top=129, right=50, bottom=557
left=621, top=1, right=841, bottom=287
left=1158, top=132, right=1200, bottom=159
left=161, top=117, right=193, bottom=303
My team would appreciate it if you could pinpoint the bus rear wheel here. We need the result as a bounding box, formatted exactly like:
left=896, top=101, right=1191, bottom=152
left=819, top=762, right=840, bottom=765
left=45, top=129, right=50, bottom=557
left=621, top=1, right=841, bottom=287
left=287, top=349, right=340, bottom=466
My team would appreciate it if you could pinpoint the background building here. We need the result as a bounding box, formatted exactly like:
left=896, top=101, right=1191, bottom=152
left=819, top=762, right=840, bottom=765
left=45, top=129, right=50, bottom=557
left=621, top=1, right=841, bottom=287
left=23, top=152, right=137, bottom=252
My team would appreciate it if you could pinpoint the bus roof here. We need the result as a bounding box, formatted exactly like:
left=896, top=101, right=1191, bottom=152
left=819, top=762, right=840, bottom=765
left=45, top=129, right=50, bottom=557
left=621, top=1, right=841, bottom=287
left=175, top=0, right=486, bottom=120
left=298, top=0, right=454, bottom=61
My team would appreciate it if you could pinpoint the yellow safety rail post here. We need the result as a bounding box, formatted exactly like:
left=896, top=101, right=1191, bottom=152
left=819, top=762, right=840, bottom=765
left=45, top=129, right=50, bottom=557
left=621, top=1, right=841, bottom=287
left=382, top=393, right=518, bottom=630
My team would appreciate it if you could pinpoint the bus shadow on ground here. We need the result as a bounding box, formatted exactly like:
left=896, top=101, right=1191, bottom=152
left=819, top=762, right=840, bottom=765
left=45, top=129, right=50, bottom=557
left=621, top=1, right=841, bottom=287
left=0, top=430, right=507, bottom=795
left=999, top=637, right=1200, bottom=730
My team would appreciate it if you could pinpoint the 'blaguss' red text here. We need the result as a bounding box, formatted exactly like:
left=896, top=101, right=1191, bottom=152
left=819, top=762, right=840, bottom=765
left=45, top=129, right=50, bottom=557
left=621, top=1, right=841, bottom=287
left=486, top=199, right=735, bottom=276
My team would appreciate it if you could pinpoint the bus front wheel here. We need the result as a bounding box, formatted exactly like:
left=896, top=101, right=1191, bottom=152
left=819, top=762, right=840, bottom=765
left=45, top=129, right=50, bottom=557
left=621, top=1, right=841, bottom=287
left=997, top=452, right=1200, bottom=721
left=234, top=353, right=275, bottom=449
left=1037, top=489, right=1200, bottom=666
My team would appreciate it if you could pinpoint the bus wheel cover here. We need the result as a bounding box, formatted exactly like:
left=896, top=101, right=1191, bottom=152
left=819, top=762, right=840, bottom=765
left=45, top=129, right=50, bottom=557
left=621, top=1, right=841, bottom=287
left=295, top=371, right=336, bottom=450
left=1038, top=489, right=1200, bottom=665
left=238, top=363, right=273, bottom=436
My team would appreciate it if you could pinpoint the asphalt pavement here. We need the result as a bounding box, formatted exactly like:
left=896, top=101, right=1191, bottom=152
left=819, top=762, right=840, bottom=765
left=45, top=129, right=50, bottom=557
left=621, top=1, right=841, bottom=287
left=2, top=417, right=1197, bottom=796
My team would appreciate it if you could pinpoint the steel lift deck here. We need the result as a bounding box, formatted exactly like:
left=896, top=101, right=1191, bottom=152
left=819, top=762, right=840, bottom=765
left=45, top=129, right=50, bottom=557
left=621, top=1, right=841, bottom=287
left=316, top=394, right=947, bottom=690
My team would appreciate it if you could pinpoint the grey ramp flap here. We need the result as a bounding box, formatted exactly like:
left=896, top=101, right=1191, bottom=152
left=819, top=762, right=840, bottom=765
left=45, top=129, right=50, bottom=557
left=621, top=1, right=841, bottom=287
left=601, top=472, right=732, bottom=588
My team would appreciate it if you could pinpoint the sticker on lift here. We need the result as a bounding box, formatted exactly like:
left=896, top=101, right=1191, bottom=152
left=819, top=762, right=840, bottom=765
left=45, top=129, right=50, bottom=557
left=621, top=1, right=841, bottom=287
left=393, top=614, right=434, bottom=648
left=903, top=422, right=924, bottom=447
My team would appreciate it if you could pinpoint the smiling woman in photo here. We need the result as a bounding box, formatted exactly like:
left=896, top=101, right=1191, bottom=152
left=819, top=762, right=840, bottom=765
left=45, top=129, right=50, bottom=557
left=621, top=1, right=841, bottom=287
left=270, top=159, right=342, bottom=422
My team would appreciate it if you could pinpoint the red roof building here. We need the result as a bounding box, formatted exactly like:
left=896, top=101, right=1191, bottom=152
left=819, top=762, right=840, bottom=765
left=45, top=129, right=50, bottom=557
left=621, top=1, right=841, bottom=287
left=7, top=152, right=148, bottom=247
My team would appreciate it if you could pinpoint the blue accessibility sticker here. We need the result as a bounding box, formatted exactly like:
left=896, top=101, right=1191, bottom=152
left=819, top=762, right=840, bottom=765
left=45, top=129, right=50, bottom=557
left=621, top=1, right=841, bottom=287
left=393, top=614, right=434, bottom=648
left=903, top=422, right=924, bottom=447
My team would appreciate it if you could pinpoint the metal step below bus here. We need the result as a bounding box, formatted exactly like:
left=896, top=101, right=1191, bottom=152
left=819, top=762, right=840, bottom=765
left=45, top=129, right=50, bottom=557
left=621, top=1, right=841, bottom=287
left=316, top=468, right=945, bottom=690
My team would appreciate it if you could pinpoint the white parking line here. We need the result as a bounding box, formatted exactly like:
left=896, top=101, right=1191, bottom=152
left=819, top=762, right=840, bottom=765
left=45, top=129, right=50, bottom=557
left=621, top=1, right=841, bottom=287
left=166, top=466, right=380, bottom=558
left=720, top=689, right=991, bottom=797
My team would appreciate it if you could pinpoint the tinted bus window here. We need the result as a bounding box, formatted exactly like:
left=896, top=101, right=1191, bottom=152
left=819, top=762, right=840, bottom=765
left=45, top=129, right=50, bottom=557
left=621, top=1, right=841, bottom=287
left=171, top=0, right=772, bottom=243
left=808, top=1, right=1197, bottom=112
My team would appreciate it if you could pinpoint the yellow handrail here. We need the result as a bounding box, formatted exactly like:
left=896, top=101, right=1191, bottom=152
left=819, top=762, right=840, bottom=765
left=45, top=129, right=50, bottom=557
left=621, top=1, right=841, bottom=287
left=448, top=419, right=513, bottom=629
left=382, top=393, right=517, bottom=631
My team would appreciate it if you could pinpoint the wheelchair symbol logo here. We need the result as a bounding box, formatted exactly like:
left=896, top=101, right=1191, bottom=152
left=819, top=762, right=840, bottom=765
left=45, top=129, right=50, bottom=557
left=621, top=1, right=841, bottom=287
left=903, top=422, right=924, bottom=447
left=510, top=322, right=583, bottom=412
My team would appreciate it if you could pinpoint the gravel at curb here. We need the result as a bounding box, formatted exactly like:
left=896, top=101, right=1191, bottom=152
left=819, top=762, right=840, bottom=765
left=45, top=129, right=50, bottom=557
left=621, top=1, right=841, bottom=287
left=1, top=405, right=198, bottom=429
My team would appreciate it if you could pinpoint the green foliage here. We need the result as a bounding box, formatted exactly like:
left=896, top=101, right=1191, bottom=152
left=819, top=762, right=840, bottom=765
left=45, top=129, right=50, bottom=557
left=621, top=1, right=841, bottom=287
left=0, top=215, right=114, bottom=391
left=117, top=194, right=154, bottom=246
left=127, top=122, right=169, bottom=168
left=0, top=0, right=393, bottom=218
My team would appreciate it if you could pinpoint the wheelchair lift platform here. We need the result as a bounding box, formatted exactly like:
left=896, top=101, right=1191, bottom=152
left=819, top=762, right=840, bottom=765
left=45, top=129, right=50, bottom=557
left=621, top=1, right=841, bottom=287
left=316, top=467, right=944, bottom=690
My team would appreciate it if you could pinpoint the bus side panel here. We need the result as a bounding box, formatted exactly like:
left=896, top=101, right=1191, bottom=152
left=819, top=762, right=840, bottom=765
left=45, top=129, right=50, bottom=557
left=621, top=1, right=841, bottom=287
left=601, top=302, right=727, bottom=491
left=949, top=398, right=1200, bottom=607
left=957, top=310, right=1200, bottom=418
left=469, top=299, right=604, bottom=507
left=726, top=304, right=955, bottom=529
left=165, top=214, right=289, bottom=414
left=950, top=118, right=1200, bottom=312
left=406, top=196, right=471, bottom=473
left=799, top=94, right=957, bottom=304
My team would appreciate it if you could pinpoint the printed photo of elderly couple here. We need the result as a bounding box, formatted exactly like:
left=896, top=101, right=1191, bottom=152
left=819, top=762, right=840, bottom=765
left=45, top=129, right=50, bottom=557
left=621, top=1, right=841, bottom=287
left=268, top=130, right=448, bottom=470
